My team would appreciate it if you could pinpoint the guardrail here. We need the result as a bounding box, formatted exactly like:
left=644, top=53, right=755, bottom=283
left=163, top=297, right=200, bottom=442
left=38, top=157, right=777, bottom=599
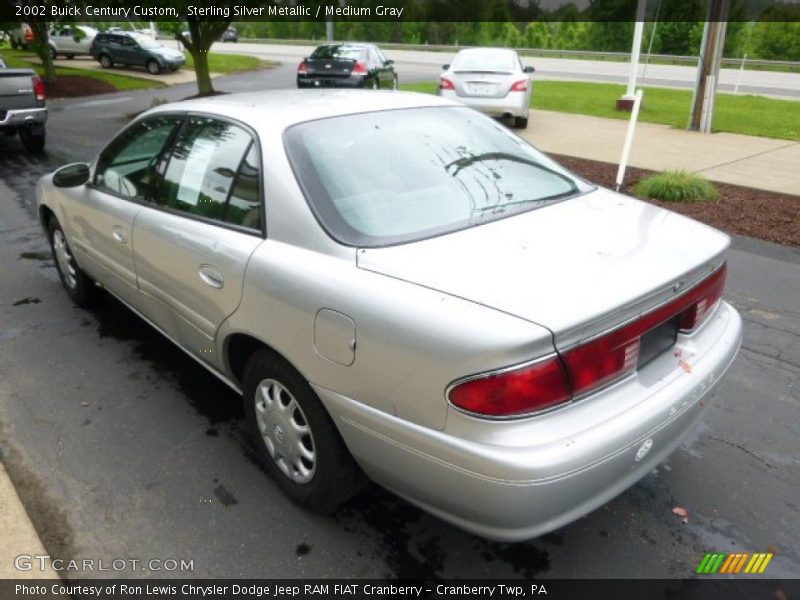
left=235, top=38, right=800, bottom=71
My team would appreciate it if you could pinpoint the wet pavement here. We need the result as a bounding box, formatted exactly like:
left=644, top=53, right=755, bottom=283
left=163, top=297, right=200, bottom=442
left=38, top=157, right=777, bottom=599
left=0, top=79, right=798, bottom=579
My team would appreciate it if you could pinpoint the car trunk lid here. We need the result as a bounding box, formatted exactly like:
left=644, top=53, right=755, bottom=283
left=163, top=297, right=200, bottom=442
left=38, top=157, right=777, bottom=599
left=305, top=58, right=357, bottom=78
left=356, top=188, right=729, bottom=352
left=451, top=71, right=515, bottom=98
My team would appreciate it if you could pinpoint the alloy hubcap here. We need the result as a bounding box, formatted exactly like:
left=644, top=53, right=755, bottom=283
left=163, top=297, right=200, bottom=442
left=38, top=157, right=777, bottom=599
left=53, top=230, right=77, bottom=289
left=254, top=378, right=316, bottom=484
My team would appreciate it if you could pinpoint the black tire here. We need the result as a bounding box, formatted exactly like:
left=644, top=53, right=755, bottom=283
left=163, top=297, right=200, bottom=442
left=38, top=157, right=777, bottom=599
left=243, top=349, right=364, bottom=514
left=514, top=116, right=529, bottom=129
left=99, top=53, right=113, bottom=69
left=146, top=59, right=160, bottom=75
left=66, top=53, right=75, bottom=60
left=49, top=46, right=57, bottom=60
left=19, top=126, right=45, bottom=153
left=47, top=218, right=95, bottom=307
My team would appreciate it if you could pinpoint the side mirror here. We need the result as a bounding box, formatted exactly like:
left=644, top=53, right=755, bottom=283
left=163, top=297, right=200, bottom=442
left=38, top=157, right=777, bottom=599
left=52, top=163, right=90, bottom=188
left=442, top=64, right=450, bottom=70
left=524, top=66, right=535, bottom=74
left=384, top=59, right=394, bottom=66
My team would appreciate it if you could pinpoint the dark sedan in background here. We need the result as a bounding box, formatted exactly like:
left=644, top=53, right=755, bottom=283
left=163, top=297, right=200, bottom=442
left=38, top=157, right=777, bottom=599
left=297, top=43, right=397, bottom=89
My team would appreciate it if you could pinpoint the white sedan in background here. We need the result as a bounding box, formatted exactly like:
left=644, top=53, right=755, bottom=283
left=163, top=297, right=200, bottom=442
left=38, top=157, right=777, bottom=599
left=438, top=47, right=535, bottom=129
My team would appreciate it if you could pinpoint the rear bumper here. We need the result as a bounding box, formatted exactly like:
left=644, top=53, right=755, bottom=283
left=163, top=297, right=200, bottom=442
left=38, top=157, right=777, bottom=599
left=0, top=107, right=47, bottom=129
left=317, top=300, right=742, bottom=541
left=438, top=89, right=528, bottom=118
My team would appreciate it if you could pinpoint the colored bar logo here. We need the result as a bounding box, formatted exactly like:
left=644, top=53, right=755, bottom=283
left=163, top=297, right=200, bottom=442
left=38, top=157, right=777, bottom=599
left=696, top=552, right=774, bottom=574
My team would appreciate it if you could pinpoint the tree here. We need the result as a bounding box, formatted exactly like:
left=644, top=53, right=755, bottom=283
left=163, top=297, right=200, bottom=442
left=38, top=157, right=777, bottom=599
left=161, top=3, right=232, bottom=97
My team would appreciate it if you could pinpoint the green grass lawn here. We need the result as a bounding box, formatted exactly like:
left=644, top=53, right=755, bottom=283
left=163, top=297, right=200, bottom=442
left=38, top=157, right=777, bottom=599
left=1, top=47, right=163, bottom=91
left=183, top=52, right=266, bottom=74
left=400, top=80, right=800, bottom=141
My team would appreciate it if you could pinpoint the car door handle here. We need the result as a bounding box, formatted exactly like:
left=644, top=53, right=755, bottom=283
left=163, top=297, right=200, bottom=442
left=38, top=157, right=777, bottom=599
left=198, top=265, right=224, bottom=289
left=111, top=225, right=127, bottom=243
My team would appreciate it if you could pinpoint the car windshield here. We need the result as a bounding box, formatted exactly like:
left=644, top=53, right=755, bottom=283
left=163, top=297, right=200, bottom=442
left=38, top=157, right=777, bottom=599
left=285, top=106, right=591, bottom=247
left=310, top=45, right=364, bottom=60
left=452, top=52, right=517, bottom=73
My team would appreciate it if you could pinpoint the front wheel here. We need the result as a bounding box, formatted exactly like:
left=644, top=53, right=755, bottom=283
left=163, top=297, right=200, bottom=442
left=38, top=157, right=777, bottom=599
left=146, top=59, right=160, bottom=75
left=48, top=219, right=96, bottom=307
left=243, top=349, right=364, bottom=514
left=99, top=54, right=113, bottom=69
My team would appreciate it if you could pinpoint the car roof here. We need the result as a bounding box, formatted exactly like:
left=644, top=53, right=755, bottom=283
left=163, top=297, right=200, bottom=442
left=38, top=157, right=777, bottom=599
left=147, top=90, right=458, bottom=131
left=456, top=47, right=518, bottom=56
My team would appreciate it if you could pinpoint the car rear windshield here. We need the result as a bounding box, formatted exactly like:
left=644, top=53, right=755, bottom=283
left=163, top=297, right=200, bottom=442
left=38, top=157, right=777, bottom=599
left=284, top=106, right=591, bottom=247
left=309, top=45, right=364, bottom=60
left=452, top=53, right=516, bottom=73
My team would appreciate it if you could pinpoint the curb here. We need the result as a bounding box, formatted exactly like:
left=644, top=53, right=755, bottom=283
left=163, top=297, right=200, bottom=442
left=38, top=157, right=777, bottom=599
left=0, top=461, right=58, bottom=579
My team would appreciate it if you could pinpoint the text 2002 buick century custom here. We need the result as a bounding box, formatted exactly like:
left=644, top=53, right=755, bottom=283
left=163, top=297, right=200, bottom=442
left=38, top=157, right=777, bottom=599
left=37, top=91, right=741, bottom=541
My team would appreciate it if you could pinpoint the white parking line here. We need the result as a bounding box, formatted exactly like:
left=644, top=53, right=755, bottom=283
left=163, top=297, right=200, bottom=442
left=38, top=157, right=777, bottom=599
left=70, top=96, right=134, bottom=109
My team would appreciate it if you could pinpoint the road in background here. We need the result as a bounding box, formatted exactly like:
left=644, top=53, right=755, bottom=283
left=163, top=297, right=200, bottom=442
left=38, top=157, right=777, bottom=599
left=211, top=41, right=800, bottom=99
left=0, top=69, right=798, bottom=579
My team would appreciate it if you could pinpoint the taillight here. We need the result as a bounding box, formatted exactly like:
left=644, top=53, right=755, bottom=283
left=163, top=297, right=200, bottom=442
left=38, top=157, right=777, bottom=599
left=448, top=262, right=727, bottom=417
left=32, top=75, right=46, bottom=102
left=510, top=79, right=528, bottom=92
left=25, top=26, right=34, bottom=43
left=448, top=357, right=571, bottom=417
left=352, top=61, right=368, bottom=75
left=439, top=77, right=455, bottom=91
left=564, top=263, right=728, bottom=397
left=297, top=60, right=308, bottom=75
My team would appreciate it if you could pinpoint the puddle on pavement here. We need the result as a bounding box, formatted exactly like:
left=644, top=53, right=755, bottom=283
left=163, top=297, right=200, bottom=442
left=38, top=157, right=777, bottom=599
left=87, top=295, right=243, bottom=425
left=19, top=251, right=51, bottom=261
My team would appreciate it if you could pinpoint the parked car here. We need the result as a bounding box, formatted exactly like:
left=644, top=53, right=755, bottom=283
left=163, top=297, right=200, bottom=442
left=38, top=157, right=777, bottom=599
left=297, top=43, right=397, bottom=89
left=221, top=27, right=238, bottom=43
left=37, top=91, right=741, bottom=541
left=90, top=32, right=185, bottom=74
left=0, top=56, right=47, bottom=152
left=48, top=25, right=98, bottom=60
left=9, top=24, right=34, bottom=50
left=439, top=48, right=535, bottom=129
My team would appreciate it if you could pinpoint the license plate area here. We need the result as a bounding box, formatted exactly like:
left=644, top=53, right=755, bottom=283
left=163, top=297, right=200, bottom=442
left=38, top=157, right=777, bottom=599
left=638, top=315, right=680, bottom=369
left=467, top=84, right=496, bottom=96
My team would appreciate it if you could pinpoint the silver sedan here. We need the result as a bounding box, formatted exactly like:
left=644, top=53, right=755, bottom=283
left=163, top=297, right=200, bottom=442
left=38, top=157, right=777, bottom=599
left=438, top=47, right=535, bottom=128
left=37, top=91, right=741, bottom=541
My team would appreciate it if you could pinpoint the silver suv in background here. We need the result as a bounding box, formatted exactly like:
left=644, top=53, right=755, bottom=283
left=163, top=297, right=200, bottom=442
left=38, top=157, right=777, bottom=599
left=48, top=25, right=98, bottom=60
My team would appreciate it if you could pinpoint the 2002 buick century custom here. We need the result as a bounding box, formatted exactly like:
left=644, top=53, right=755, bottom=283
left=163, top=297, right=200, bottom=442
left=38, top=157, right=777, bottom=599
left=37, top=91, right=741, bottom=541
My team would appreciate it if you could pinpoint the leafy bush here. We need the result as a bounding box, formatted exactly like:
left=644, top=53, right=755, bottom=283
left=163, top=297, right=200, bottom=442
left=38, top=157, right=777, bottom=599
left=633, top=170, right=718, bottom=203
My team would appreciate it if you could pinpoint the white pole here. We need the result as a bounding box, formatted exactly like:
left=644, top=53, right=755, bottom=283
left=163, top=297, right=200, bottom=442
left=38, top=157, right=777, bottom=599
left=735, top=53, right=747, bottom=94
left=616, top=89, right=644, bottom=192
left=623, top=0, right=647, bottom=100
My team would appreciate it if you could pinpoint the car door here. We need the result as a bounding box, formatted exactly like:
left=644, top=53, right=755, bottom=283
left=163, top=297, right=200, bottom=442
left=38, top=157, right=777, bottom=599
left=132, top=114, right=264, bottom=361
left=65, top=114, right=184, bottom=307
left=116, top=36, right=140, bottom=65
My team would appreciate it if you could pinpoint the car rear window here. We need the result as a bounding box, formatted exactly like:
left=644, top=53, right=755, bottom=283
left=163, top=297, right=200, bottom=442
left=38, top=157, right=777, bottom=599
left=310, top=45, right=364, bottom=60
left=452, top=52, right=517, bottom=73
left=284, top=106, right=591, bottom=247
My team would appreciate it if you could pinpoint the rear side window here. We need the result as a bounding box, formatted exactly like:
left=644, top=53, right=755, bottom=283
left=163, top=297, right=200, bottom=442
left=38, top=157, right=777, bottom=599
left=156, top=116, right=261, bottom=230
left=94, top=114, right=183, bottom=200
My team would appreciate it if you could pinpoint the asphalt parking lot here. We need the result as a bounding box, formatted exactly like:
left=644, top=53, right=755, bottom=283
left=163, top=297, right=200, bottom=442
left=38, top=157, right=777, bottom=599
left=0, top=69, right=798, bottom=579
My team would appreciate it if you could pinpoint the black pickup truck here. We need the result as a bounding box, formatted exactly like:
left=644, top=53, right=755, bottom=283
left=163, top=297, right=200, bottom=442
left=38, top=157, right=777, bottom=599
left=0, top=56, right=47, bottom=153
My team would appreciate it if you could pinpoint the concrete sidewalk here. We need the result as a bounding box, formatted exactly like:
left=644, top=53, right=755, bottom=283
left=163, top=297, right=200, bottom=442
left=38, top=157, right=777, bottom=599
left=521, top=109, right=800, bottom=196
left=0, top=462, right=57, bottom=579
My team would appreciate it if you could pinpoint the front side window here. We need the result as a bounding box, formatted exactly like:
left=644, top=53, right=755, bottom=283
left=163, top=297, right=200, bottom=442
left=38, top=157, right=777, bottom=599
left=94, top=114, right=182, bottom=200
left=156, top=116, right=261, bottom=230
left=285, top=106, right=591, bottom=247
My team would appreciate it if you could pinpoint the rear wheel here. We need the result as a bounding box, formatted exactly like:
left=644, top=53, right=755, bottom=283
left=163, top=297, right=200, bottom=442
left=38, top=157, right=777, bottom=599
left=48, top=218, right=95, bottom=307
left=243, top=349, right=364, bottom=514
left=19, top=125, right=45, bottom=153
left=99, top=53, right=113, bottom=68
left=514, top=116, right=529, bottom=129
left=66, top=53, right=75, bottom=60
left=146, top=59, right=160, bottom=75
